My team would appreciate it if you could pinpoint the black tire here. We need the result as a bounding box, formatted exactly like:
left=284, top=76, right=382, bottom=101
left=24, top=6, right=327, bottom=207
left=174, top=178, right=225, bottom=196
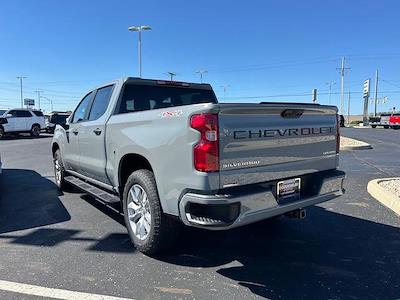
left=384, top=125, right=389, bottom=129
left=30, top=124, right=41, bottom=137
left=371, top=125, right=377, bottom=128
left=53, top=149, right=71, bottom=191
left=394, top=126, right=400, bottom=130
left=123, top=169, right=178, bottom=254
left=0, top=126, right=4, bottom=139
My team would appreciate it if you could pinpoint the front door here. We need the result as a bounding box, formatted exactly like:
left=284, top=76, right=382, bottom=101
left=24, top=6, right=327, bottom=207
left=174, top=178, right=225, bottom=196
left=4, top=110, right=17, bottom=132
left=78, top=85, right=114, bottom=184
left=6, top=110, right=27, bottom=132
left=62, top=92, right=94, bottom=172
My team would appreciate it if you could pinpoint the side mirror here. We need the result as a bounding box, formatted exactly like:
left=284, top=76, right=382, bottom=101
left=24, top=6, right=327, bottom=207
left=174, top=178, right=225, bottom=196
left=6, top=113, right=13, bottom=118
left=62, top=123, right=69, bottom=130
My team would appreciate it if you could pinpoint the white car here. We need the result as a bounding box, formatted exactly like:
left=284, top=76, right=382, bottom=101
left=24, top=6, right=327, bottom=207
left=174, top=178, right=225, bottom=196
left=0, top=108, right=45, bottom=138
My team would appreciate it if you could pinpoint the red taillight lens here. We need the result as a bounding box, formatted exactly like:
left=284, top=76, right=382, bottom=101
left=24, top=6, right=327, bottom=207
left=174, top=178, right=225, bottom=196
left=190, top=113, right=219, bottom=172
left=336, top=114, right=340, bottom=153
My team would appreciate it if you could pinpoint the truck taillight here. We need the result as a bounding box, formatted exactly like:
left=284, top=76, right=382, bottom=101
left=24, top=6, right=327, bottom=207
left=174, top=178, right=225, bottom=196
left=336, top=114, right=340, bottom=153
left=190, top=113, right=219, bottom=172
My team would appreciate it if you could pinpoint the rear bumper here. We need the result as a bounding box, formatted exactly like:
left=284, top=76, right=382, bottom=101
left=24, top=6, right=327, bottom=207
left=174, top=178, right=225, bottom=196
left=178, top=169, right=345, bottom=230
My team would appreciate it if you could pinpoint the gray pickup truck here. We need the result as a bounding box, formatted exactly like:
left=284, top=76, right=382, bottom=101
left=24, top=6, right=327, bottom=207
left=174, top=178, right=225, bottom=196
left=52, top=77, right=345, bottom=254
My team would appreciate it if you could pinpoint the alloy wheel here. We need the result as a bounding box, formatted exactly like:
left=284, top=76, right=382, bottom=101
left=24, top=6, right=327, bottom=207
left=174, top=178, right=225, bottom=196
left=127, top=184, right=151, bottom=241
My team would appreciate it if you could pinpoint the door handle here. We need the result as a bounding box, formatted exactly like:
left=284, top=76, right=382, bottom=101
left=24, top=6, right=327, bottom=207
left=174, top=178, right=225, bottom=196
left=72, top=129, right=79, bottom=135
left=93, top=128, right=102, bottom=135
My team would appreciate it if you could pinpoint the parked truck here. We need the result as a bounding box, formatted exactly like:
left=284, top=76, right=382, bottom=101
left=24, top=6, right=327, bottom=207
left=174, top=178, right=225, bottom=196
left=51, top=78, right=345, bottom=254
left=370, top=114, right=391, bottom=129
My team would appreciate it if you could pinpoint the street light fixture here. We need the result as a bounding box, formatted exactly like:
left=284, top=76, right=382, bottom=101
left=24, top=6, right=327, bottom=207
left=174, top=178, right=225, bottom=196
left=195, top=70, right=208, bottom=83
left=166, top=72, right=177, bottom=81
left=128, top=25, right=152, bottom=78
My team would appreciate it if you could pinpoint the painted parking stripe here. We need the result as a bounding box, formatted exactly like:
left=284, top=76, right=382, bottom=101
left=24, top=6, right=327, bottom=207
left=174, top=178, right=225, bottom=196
left=0, top=280, right=135, bottom=300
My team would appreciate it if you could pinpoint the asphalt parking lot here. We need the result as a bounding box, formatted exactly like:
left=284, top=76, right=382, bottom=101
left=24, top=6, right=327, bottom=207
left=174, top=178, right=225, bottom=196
left=0, top=128, right=399, bottom=300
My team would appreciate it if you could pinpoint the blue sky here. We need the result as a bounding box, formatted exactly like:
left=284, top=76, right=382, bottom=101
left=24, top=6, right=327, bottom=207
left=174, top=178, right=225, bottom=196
left=1, top=0, right=400, bottom=114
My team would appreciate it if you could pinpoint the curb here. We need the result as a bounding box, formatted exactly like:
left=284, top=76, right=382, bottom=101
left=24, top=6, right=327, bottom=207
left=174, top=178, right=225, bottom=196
left=340, top=137, right=372, bottom=151
left=340, top=144, right=373, bottom=151
left=367, top=178, right=400, bottom=216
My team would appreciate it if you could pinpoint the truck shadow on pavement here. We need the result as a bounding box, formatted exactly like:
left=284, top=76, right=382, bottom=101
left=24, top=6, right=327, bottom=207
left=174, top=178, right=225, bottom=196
left=160, top=207, right=400, bottom=299
left=0, top=169, right=70, bottom=233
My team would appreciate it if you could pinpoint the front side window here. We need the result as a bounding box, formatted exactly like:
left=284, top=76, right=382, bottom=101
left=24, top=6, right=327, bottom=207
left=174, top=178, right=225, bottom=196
left=88, top=85, right=114, bottom=121
left=117, top=84, right=217, bottom=114
left=7, top=110, right=18, bottom=117
left=71, top=92, right=94, bottom=123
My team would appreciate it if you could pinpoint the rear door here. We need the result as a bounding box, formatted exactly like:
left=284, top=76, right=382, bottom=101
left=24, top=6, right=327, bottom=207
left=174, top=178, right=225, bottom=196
left=218, top=103, right=339, bottom=188
left=78, top=85, right=114, bottom=183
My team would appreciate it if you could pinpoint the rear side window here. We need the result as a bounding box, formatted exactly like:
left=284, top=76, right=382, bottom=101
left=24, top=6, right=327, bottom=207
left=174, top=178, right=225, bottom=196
left=88, top=85, right=114, bottom=121
left=117, top=84, right=217, bottom=114
left=16, top=110, right=32, bottom=117
left=32, top=111, right=44, bottom=117
left=51, top=115, right=69, bottom=124
left=71, top=92, right=94, bottom=123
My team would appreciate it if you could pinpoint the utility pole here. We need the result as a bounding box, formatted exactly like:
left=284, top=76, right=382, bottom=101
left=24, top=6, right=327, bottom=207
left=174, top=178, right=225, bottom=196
left=166, top=72, right=177, bottom=81
left=347, top=91, right=351, bottom=126
left=374, top=69, right=379, bottom=117
left=195, top=70, right=208, bottom=83
left=16, top=76, right=27, bottom=108
left=325, top=81, right=336, bottom=104
left=35, top=90, right=43, bottom=110
left=336, top=57, right=350, bottom=115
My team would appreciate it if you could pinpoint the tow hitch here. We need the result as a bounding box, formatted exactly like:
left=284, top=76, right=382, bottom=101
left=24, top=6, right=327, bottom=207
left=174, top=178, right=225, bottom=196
left=285, top=208, right=306, bottom=219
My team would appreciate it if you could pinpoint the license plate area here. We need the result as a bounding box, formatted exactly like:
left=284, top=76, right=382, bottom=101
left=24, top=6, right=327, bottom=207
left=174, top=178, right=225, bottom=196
left=277, top=178, right=301, bottom=202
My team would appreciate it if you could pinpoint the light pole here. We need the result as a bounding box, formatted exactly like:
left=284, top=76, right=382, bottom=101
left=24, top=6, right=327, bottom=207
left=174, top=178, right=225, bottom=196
left=195, top=70, right=208, bottom=83
left=325, top=81, right=336, bottom=105
left=35, top=90, right=43, bottom=110
left=128, top=25, right=152, bottom=78
left=166, top=72, right=177, bottom=81
left=220, top=85, right=230, bottom=100
left=16, top=76, right=27, bottom=108
left=41, top=96, right=53, bottom=111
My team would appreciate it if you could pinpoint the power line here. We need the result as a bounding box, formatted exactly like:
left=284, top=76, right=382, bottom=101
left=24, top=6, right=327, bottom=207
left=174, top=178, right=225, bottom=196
left=224, top=89, right=400, bottom=100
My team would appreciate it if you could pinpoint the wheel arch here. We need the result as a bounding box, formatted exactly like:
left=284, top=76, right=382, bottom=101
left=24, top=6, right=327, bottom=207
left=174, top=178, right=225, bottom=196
left=118, top=153, right=154, bottom=193
left=52, top=142, right=60, bottom=156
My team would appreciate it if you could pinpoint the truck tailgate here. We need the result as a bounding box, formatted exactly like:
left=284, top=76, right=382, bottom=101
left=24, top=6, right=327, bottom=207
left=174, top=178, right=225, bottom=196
left=218, top=103, right=339, bottom=188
